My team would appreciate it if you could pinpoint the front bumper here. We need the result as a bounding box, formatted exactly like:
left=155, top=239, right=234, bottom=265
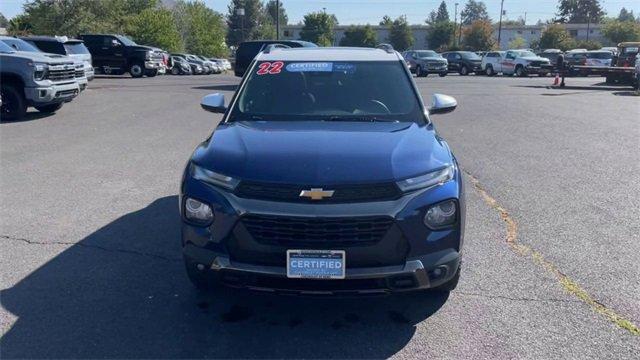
left=144, top=60, right=163, bottom=70
left=181, top=164, right=465, bottom=294
left=184, top=245, right=460, bottom=294
left=24, top=81, right=80, bottom=105
left=525, top=65, right=550, bottom=74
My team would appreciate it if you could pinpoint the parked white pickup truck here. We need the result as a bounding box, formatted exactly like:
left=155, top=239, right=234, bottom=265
left=481, top=49, right=551, bottom=77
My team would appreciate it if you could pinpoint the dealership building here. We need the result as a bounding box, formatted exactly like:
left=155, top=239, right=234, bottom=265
left=280, top=23, right=606, bottom=49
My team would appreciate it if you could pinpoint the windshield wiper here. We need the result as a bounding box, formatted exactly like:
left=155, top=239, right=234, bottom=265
left=325, top=116, right=395, bottom=122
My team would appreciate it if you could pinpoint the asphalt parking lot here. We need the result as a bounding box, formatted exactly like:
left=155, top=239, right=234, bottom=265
left=1, top=73, right=639, bottom=358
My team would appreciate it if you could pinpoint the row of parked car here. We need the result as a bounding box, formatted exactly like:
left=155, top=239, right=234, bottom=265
left=402, top=45, right=638, bottom=78
left=0, top=33, right=233, bottom=121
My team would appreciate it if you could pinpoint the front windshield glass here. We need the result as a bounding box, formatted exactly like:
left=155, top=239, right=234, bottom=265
left=2, top=38, right=41, bottom=52
left=230, top=61, right=422, bottom=122
left=64, top=42, right=90, bottom=54
left=416, top=50, right=439, bottom=58
left=115, top=35, right=137, bottom=46
left=0, top=41, right=15, bottom=53
left=517, top=51, right=537, bottom=57
left=622, top=47, right=639, bottom=55
left=461, top=52, right=481, bottom=60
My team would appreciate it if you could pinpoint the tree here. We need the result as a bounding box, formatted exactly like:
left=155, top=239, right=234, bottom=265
left=617, top=8, right=635, bottom=22
left=461, top=20, right=495, bottom=50
left=127, top=8, right=181, bottom=52
left=508, top=36, right=527, bottom=49
left=299, top=12, right=337, bottom=46
left=427, top=1, right=450, bottom=25
left=0, top=12, right=8, bottom=28
left=426, top=21, right=455, bottom=51
left=388, top=15, right=414, bottom=51
left=176, top=0, right=227, bottom=56
left=461, top=0, right=490, bottom=25
left=226, top=0, right=266, bottom=46
left=601, top=20, right=640, bottom=44
left=556, top=0, right=605, bottom=23
left=538, top=24, right=576, bottom=51
left=379, top=15, right=393, bottom=26
left=265, top=0, right=288, bottom=26
left=339, top=25, right=377, bottom=47
left=7, top=14, right=33, bottom=35
left=574, top=40, right=602, bottom=50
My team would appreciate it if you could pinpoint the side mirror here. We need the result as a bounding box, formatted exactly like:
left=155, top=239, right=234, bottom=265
left=201, top=93, right=226, bottom=113
left=429, top=94, right=457, bottom=115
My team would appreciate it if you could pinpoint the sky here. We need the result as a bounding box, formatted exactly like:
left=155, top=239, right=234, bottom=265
left=1, top=0, right=639, bottom=25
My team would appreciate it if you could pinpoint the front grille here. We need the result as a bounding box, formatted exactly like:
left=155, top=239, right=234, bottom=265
left=241, top=214, right=393, bottom=247
left=529, top=61, right=544, bottom=67
left=75, top=69, right=85, bottom=78
left=427, top=61, right=446, bottom=67
left=48, top=68, right=76, bottom=81
left=235, top=181, right=401, bottom=203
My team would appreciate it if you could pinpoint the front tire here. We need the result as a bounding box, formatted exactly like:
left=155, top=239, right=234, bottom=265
left=171, top=67, right=180, bottom=75
left=485, top=65, right=495, bottom=76
left=129, top=62, right=144, bottom=78
left=459, top=65, right=469, bottom=76
left=145, top=69, right=158, bottom=77
left=439, top=72, right=447, bottom=77
left=515, top=65, right=526, bottom=77
left=34, top=103, right=63, bottom=114
left=415, top=65, right=424, bottom=77
left=1, top=83, right=27, bottom=121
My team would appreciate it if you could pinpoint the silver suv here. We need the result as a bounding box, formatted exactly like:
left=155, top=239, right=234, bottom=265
left=0, top=40, right=80, bottom=121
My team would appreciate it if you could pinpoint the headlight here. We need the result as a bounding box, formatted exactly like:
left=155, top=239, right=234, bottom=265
left=146, top=51, right=152, bottom=60
left=184, top=197, right=213, bottom=225
left=33, top=62, right=48, bottom=81
left=191, top=164, right=239, bottom=190
left=396, top=165, right=454, bottom=192
left=424, top=199, right=457, bottom=229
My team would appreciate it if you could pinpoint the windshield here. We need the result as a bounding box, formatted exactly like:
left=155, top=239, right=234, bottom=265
left=461, top=52, right=481, bottom=60
left=64, top=42, right=90, bottom=54
left=115, top=35, right=137, bottom=46
left=2, top=38, right=41, bottom=52
left=230, top=61, right=422, bottom=122
left=586, top=52, right=612, bottom=59
left=0, top=41, right=15, bottom=53
left=517, top=51, right=537, bottom=57
left=416, top=50, right=439, bottom=58
left=622, top=47, right=639, bottom=55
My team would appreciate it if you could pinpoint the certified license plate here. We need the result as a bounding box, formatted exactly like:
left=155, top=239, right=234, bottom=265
left=286, top=250, right=345, bottom=279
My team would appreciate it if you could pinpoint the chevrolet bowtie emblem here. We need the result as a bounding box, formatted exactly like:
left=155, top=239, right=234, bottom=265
left=299, top=188, right=335, bottom=200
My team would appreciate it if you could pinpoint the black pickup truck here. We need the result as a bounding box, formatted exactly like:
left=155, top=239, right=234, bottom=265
left=78, top=34, right=164, bottom=78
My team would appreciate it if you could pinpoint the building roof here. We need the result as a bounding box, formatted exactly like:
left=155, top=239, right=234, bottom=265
left=256, top=47, right=402, bottom=62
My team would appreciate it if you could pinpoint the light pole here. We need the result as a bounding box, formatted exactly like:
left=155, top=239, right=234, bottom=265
left=454, top=3, right=459, bottom=47
left=236, top=8, right=245, bottom=42
left=498, top=0, right=504, bottom=50
left=586, top=10, right=590, bottom=42
left=275, top=0, right=280, bottom=40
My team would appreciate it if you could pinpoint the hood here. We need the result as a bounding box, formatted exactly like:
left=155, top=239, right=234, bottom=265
left=10, top=51, right=73, bottom=65
left=128, top=45, right=154, bottom=52
left=522, top=56, right=548, bottom=62
left=192, top=121, right=454, bottom=184
left=68, top=53, right=91, bottom=62
left=419, top=56, right=447, bottom=62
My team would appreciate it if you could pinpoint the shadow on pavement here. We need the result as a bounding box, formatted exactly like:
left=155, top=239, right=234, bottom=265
left=192, top=84, right=239, bottom=92
left=0, top=110, right=56, bottom=124
left=1, top=196, right=448, bottom=358
left=512, top=84, right=630, bottom=91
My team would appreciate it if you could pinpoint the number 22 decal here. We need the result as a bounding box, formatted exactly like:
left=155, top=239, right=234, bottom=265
left=256, top=61, right=284, bottom=75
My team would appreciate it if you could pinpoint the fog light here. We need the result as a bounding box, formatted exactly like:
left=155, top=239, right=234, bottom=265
left=424, top=200, right=457, bottom=229
left=184, top=197, right=213, bottom=225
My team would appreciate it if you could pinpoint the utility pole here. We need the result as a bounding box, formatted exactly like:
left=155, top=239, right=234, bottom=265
left=498, top=0, right=504, bottom=50
left=586, top=10, right=590, bottom=42
left=275, top=0, right=280, bottom=40
left=236, top=7, right=245, bottom=43
left=454, top=2, right=459, bottom=47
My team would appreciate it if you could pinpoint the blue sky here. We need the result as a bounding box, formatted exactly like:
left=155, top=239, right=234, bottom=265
left=1, top=0, right=639, bottom=25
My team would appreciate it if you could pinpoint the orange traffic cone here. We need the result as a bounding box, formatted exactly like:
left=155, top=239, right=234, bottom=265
left=553, top=74, right=559, bottom=86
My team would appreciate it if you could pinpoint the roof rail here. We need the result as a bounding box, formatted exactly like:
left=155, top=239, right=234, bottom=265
left=376, top=43, right=395, bottom=54
left=262, top=43, right=291, bottom=54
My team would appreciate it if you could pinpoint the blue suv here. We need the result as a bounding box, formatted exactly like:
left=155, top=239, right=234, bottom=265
left=180, top=46, right=464, bottom=294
